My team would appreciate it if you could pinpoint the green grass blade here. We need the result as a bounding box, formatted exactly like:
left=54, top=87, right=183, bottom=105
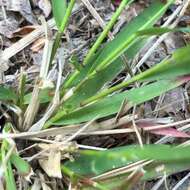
left=63, top=145, right=190, bottom=176
left=88, top=0, right=175, bottom=74
left=10, top=153, right=31, bottom=176
left=50, top=0, right=175, bottom=121
left=83, top=0, right=134, bottom=65
left=46, top=44, right=190, bottom=126
left=51, top=0, right=76, bottom=62
left=24, top=40, right=147, bottom=106
left=81, top=161, right=190, bottom=190
left=5, top=161, right=17, bottom=190
left=136, top=27, right=190, bottom=36
left=0, top=86, right=17, bottom=101
left=46, top=78, right=187, bottom=126
left=51, top=0, right=67, bottom=30
left=63, top=38, right=147, bottom=103
left=17, top=71, right=26, bottom=109
left=82, top=45, right=190, bottom=105
left=63, top=58, right=125, bottom=110
left=1, top=138, right=16, bottom=190
left=64, top=0, right=174, bottom=89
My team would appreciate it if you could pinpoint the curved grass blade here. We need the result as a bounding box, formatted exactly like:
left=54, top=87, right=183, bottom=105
left=136, top=27, right=190, bottom=36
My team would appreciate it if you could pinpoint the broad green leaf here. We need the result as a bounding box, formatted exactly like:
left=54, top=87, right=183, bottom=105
left=63, top=145, right=190, bottom=176
left=10, top=153, right=31, bottom=176
left=0, top=86, right=17, bottom=101
left=63, top=0, right=174, bottom=89
left=46, top=78, right=186, bottom=126
left=51, top=0, right=67, bottom=30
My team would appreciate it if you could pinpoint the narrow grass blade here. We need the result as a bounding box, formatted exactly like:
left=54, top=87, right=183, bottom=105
left=5, top=161, right=17, bottom=190
left=51, top=0, right=76, bottom=62
left=64, top=0, right=174, bottom=89
left=46, top=77, right=187, bottom=126
left=82, top=45, right=190, bottom=105
left=136, top=27, right=190, bottom=36
left=51, top=0, right=67, bottom=30
left=83, top=0, right=134, bottom=65
left=1, top=137, right=17, bottom=190
left=17, top=71, right=26, bottom=109
left=88, top=0, right=175, bottom=74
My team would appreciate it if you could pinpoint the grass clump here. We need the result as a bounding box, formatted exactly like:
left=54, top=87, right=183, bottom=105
left=1, top=0, right=190, bottom=189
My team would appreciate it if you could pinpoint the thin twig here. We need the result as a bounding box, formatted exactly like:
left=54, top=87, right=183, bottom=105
left=64, top=117, right=98, bottom=142
left=132, top=105, right=143, bottom=147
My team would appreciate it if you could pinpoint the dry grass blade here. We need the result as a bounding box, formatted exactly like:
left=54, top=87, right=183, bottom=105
left=0, top=115, right=135, bottom=139
left=29, top=51, right=65, bottom=132
left=23, top=82, right=40, bottom=131
left=1, top=19, right=54, bottom=61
